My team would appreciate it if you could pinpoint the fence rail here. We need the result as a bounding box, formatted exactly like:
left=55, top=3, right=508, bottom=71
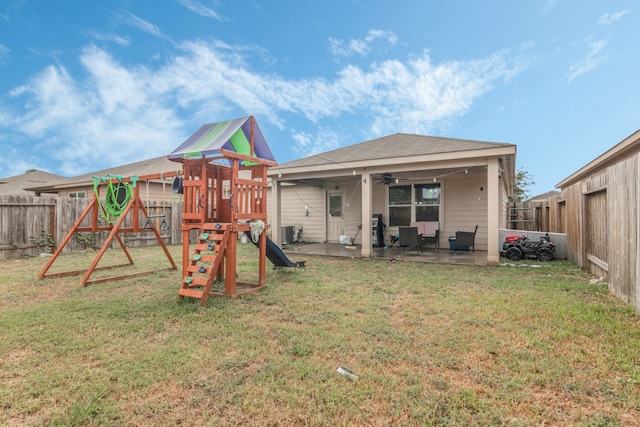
left=0, top=196, right=184, bottom=260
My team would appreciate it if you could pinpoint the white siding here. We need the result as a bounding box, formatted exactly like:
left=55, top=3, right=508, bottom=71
left=268, top=169, right=494, bottom=250
left=440, top=170, right=487, bottom=250
left=268, top=184, right=326, bottom=243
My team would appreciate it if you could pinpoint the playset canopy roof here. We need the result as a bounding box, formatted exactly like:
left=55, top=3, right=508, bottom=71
left=167, top=116, right=276, bottom=166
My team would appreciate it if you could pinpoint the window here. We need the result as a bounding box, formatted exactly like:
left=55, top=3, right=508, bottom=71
left=329, top=193, right=343, bottom=217
left=388, top=185, right=411, bottom=226
left=415, top=184, right=440, bottom=222
left=388, top=183, right=441, bottom=226
left=69, top=192, right=86, bottom=198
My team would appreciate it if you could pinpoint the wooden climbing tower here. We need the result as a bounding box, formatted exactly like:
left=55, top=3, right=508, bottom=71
left=168, top=115, right=277, bottom=304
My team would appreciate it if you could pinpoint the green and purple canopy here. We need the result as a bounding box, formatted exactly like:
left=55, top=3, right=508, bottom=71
left=168, top=116, right=276, bottom=166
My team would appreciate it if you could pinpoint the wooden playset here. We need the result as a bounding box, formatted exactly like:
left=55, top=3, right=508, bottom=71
left=39, top=116, right=278, bottom=305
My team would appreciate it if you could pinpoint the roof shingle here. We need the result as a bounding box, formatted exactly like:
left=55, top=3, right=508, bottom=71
left=278, top=133, right=513, bottom=169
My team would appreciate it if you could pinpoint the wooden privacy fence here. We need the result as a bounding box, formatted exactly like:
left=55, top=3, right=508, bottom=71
left=0, top=196, right=184, bottom=260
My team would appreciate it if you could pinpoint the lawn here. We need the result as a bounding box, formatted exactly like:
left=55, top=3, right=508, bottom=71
left=1, top=243, right=639, bottom=426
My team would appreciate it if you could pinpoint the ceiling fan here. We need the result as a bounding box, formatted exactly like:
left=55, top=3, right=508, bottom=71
left=374, top=172, right=403, bottom=185
left=373, top=172, right=428, bottom=185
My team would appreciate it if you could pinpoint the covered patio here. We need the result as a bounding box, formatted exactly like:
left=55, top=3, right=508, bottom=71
left=269, top=133, right=516, bottom=266
left=280, top=242, right=488, bottom=266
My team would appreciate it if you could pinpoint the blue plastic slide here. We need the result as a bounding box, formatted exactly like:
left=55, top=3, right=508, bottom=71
left=246, top=232, right=305, bottom=269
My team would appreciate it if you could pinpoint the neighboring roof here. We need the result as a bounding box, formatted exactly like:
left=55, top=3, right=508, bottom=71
left=556, top=128, right=640, bottom=189
left=527, top=190, right=561, bottom=202
left=24, top=156, right=180, bottom=193
left=273, top=132, right=515, bottom=172
left=0, top=170, right=66, bottom=196
left=168, top=115, right=276, bottom=165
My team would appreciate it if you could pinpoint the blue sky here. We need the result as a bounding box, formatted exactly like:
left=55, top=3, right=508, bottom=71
left=0, top=0, right=637, bottom=196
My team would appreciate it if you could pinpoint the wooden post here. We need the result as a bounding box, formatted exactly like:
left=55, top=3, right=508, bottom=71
left=38, top=198, right=97, bottom=279
left=258, top=224, right=266, bottom=286
left=80, top=197, right=137, bottom=286
left=224, top=224, right=237, bottom=296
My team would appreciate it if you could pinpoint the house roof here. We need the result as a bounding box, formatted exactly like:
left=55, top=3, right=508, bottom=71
left=526, top=190, right=561, bottom=202
left=556, top=128, right=640, bottom=189
left=0, top=170, right=66, bottom=196
left=24, top=156, right=180, bottom=193
left=271, top=133, right=516, bottom=181
left=275, top=133, right=514, bottom=169
left=168, top=115, right=276, bottom=165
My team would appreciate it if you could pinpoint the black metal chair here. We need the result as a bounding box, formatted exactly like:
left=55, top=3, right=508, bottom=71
left=453, top=225, right=478, bottom=253
left=399, top=226, right=422, bottom=256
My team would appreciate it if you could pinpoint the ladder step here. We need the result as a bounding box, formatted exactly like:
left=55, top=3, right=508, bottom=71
left=187, top=265, right=210, bottom=273
left=199, top=233, right=225, bottom=241
left=188, top=277, right=209, bottom=286
left=179, top=288, right=205, bottom=299
left=189, top=254, right=217, bottom=263
left=195, top=242, right=220, bottom=251
left=203, top=223, right=229, bottom=230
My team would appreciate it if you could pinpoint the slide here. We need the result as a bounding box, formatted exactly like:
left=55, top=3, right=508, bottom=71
left=245, top=232, right=306, bottom=269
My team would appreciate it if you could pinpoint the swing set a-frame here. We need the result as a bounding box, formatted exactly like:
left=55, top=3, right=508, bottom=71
left=39, top=116, right=279, bottom=305
left=38, top=171, right=181, bottom=286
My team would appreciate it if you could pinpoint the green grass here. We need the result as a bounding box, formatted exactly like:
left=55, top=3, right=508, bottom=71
left=1, top=244, right=639, bottom=426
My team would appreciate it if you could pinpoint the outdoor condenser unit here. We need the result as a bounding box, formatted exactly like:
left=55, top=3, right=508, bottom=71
left=281, top=226, right=295, bottom=245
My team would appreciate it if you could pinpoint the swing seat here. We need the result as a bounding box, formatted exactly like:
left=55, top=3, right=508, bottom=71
left=143, top=215, right=170, bottom=232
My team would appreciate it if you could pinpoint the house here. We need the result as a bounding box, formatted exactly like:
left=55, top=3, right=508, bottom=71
left=268, top=133, right=516, bottom=265
left=24, top=156, right=180, bottom=201
left=0, top=170, right=65, bottom=196
left=554, top=128, right=640, bottom=312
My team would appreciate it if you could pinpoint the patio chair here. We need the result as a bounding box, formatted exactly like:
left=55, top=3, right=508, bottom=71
left=399, top=226, right=422, bottom=256
left=453, top=225, right=478, bottom=253
left=415, top=221, right=439, bottom=250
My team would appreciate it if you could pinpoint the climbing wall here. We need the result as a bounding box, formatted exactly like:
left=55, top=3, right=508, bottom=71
left=178, top=223, right=231, bottom=305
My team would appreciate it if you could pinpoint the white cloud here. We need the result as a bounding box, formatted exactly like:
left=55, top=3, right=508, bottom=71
left=123, top=12, right=165, bottom=39
left=292, top=129, right=341, bottom=157
left=89, top=32, right=130, bottom=47
left=6, top=46, right=184, bottom=175
left=3, top=38, right=522, bottom=176
left=177, top=0, right=224, bottom=21
left=567, top=39, right=608, bottom=83
left=541, top=0, right=559, bottom=15
left=0, top=43, right=9, bottom=64
left=598, top=10, right=630, bottom=25
left=329, top=30, right=398, bottom=58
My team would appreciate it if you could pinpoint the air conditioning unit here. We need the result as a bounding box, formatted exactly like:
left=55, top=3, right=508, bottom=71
left=281, top=226, right=295, bottom=245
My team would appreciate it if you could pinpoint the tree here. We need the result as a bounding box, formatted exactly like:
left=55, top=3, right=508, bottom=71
left=510, top=168, right=534, bottom=202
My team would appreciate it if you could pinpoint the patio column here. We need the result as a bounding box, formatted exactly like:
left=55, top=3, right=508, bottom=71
left=361, top=172, right=372, bottom=258
left=487, top=158, right=500, bottom=265
left=271, top=179, right=282, bottom=248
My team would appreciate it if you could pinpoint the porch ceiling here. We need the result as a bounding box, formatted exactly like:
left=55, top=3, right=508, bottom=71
left=277, top=164, right=500, bottom=185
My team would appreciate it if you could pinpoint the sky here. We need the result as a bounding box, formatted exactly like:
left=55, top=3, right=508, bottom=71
left=0, top=0, right=638, bottom=196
